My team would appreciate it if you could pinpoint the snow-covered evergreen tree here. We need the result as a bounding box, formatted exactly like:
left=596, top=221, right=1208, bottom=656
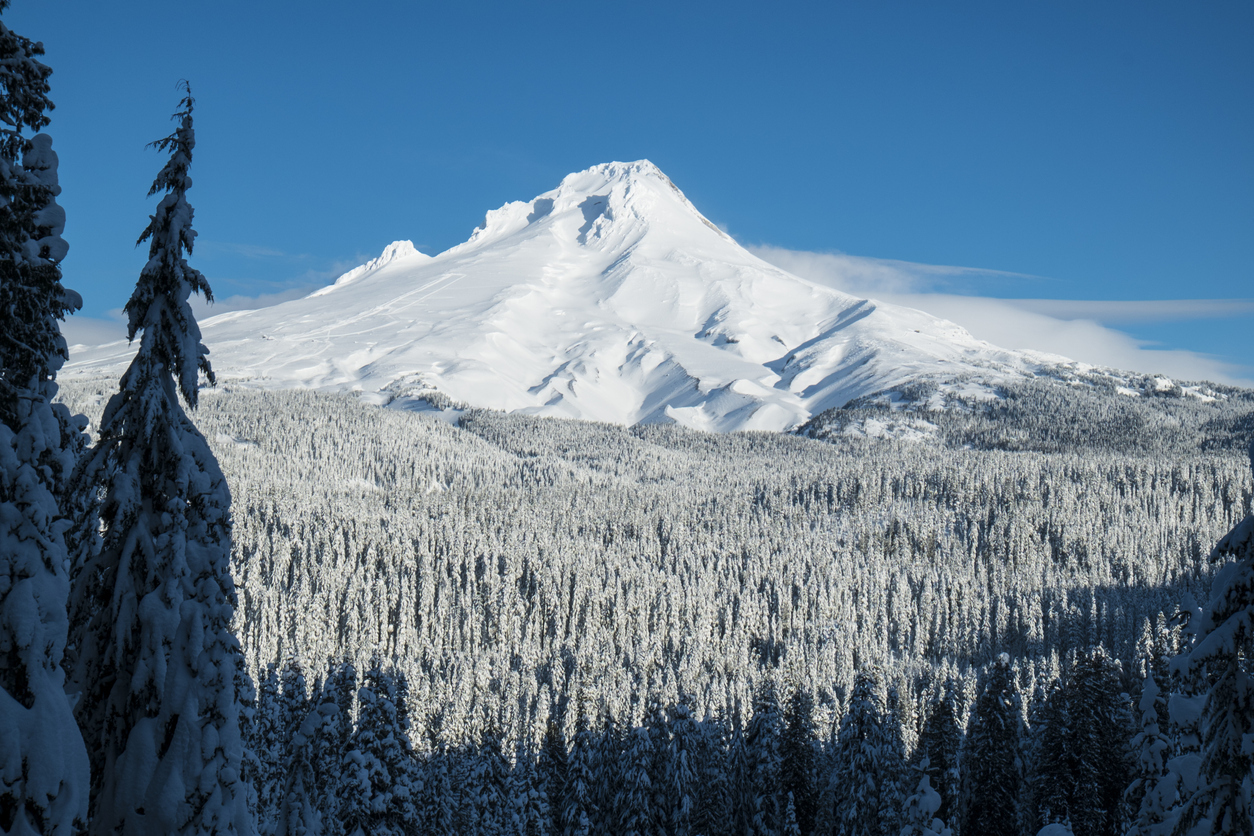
left=468, top=729, right=510, bottom=836
left=536, top=719, right=567, bottom=836
left=915, top=680, right=961, bottom=827
left=274, top=706, right=322, bottom=836
left=0, top=4, right=88, bottom=832
left=692, top=712, right=730, bottom=836
left=729, top=719, right=756, bottom=836
left=593, top=713, right=622, bottom=834
left=782, top=792, right=800, bottom=836
left=1125, top=624, right=1174, bottom=836
left=279, top=662, right=309, bottom=744
left=644, top=695, right=669, bottom=836
left=781, top=686, right=818, bottom=836
left=424, top=744, right=456, bottom=836
left=1172, top=504, right=1254, bottom=836
left=615, top=726, right=653, bottom=836
left=313, top=662, right=355, bottom=831
left=340, top=659, right=420, bottom=836
left=745, top=680, right=784, bottom=835
left=1027, top=649, right=1134, bottom=836
left=67, top=83, right=253, bottom=836
left=666, top=700, right=699, bottom=836
left=254, top=666, right=285, bottom=835
left=957, top=654, right=1023, bottom=836
left=829, top=669, right=898, bottom=836
left=899, top=760, right=952, bottom=836
left=561, top=709, right=596, bottom=836
left=1125, top=670, right=1173, bottom=836
left=507, top=742, right=540, bottom=836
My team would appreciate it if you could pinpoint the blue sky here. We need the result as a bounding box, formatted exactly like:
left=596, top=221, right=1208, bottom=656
left=12, top=1, right=1254, bottom=383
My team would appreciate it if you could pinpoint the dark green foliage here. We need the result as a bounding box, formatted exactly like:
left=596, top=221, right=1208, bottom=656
left=128, top=83, right=213, bottom=407
left=958, top=655, right=1023, bottom=836
left=1027, top=649, right=1135, bottom=836
left=916, top=679, right=961, bottom=826
left=745, top=680, right=784, bottom=835
left=1173, top=512, right=1254, bottom=836
left=829, top=670, right=901, bottom=836
left=781, top=687, right=818, bottom=836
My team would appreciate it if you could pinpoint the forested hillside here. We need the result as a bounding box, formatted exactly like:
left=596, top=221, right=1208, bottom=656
left=58, top=379, right=1253, bottom=740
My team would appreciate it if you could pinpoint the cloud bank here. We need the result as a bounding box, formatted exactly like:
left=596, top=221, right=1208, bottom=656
left=750, top=245, right=1253, bottom=387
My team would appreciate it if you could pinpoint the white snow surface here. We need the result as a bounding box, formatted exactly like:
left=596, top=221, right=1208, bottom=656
left=68, top=160, right=1075, bottom=432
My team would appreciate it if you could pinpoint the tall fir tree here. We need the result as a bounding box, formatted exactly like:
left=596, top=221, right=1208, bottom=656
left=274, top=706, right=322, bottom=836
left=957, top=654, right=1023, bottom=836
left=745, top=680, right=784, bottom=836
left=67, top=84, right=253, bottom=835
left=1125, top=668, right=1173, bottom=836
left=593, top=713, right=622, bottom=835
left=666, top=700, right=699, bottom=836
left=561, top=708, right=596, bottom=836
left=615, top=726, right=653, bottom=836
left=253, top=666, right=285, bottom=835
left=729, top=718, right=756, bottom=836
left=1172, top=500, right=1254, bottom=836
left=468, top=729, right=510, bottom=836
left=423, top=744, right=456, bottom=836
left=314, top=661, right=356, bottom=833
left=536, top=719, right=567, bottom=836
left=692, top=712, right=731, bottom=836
left=829, top=670, right=898, bottom=836
left=1027, top=649, right=1135, bottom=836
left=0, top=4, right=88, bottom=832
left=915, top=679, right=961, bottom=827
left=780, top=686, right=818, bottom=836
left=340, top=659, right=421, bottom=836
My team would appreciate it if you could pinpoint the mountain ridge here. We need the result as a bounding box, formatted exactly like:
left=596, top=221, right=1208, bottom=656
left=67, top=159, right=1146, bottom=432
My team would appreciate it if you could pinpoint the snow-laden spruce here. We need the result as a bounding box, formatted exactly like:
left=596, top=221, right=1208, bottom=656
left=0, top=3, right=89, bottom=831
left=1170, top=465, right=1254, bottom=836
left=67, top=86, right=253, bottom=835
left=958, top=654, right=1023, bottom=836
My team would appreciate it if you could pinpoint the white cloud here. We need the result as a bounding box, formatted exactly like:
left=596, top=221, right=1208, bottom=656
left=749, top=244, right=1254, bottom=387
left=191, top=286, right=318, bottom=320
left=749, top=244, right=1043, bottom=295
left=62, top=285, right=321, bottom=351
left=1003, top=297, right=1254, bottom=324
left=61, top=312, right=128, bottom=349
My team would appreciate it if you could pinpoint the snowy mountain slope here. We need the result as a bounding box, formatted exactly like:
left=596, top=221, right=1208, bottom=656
left=67, top=160, right=1081, bottom=432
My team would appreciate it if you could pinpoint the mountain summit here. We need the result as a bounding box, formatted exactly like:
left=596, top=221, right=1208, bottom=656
left=69, top=160, right=1073, bottom=431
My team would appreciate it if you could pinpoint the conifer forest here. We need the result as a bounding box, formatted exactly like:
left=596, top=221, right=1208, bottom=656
left=1, top=5, right=1252, bottom=836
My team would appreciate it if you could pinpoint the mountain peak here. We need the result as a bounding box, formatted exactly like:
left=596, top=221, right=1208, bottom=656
left=68, top=162, right=1070, bottom=433
left=310, top=239, right=429, bottom=297
left=452, top=160, right=729, bottom=254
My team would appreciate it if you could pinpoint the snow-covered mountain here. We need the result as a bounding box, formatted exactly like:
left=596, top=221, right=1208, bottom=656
left=68, top=160, right=1081, bottom=432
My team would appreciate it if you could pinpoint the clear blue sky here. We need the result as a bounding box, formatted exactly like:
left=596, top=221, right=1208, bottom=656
left=11, top=1, right=1254, bottom=382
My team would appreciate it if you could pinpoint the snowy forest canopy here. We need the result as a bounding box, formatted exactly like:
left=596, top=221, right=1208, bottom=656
left=55, top=375, right=1254, bottom=835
